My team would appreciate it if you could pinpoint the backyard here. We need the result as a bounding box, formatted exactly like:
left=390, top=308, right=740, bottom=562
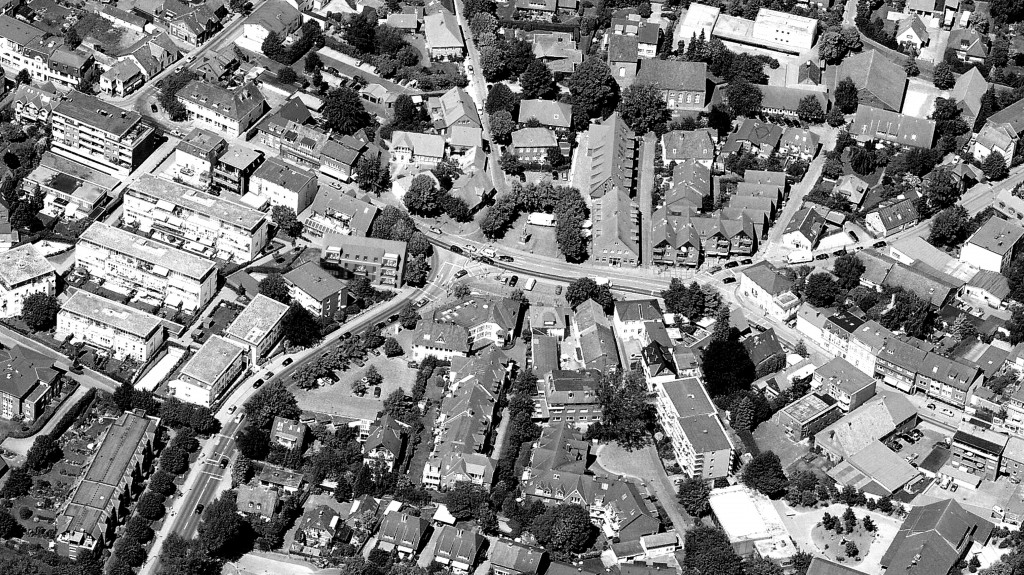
left=294, top=353, right=419, bottom=420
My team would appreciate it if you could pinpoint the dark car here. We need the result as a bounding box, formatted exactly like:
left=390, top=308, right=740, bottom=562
left=454, top=269, right=468, bottom=279
left=449, top=245, right=464, bottom=254
left=498, top=255, right=514, bottom=262
left=709, top=266, right=723, bottom=273
left=724, top=261, right=739, bottom=269
left=815, top=253, right=830, bottom=260
left=873, top=240, right=887, bottom=248
left=389, top=314, right=400, bottom=322
left=341, top=332, right=352, bottom=340
left=374, top=386, right=382, bottom=398
left=509, top=275, right=519, bottom=287
left=219, top=458, right=229, bottom=468
left=252, top=378, right=265, bottom=388
left=282, top=358, right=293, bottom=366
left=478, top=256, right=494, bottom=265
left=723, top=277, right=737, bottom=284
left=832, top=249, right=848, bottom=257
left=848, top=231, right=859, bottom=242
left=910, top=429, right=924, bottom=440
left=151, top=103, right=159, bottom=113
left=555, top=285, right=562, bottom=295
left=740, top=259, right=753, bottom=265
left=195, top=504, right=205, bottom=515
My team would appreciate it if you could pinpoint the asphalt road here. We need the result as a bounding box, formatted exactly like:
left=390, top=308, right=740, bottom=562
left=172, top=415, right=244, bottom=538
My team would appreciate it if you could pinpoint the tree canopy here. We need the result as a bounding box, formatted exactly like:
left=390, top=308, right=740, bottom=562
left=742, top=451, right=789, bottom=497
left=617, top=84, right=670, bottom=135
left=244, top=380, right=301, bottom=429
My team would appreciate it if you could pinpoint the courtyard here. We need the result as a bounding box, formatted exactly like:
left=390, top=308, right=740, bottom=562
left=775, top=502, right=902, bottom=574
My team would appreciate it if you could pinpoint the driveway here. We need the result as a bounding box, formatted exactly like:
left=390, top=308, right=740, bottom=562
left=638, top=133, right=657, bottom=265
left=595, top=442, right=693, bottom=531
left=760, top=151, right=826, bottom=262
left=2, top=386, right=88, bottom=458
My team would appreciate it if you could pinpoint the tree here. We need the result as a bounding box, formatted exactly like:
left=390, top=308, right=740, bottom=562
left=485, top=83, right=519, bottom=115
left=160, top=446, right=189, bottom=475
left=677, top=477, right=711, bottom=517
left=403, top=175, right=444, bottom=216
left=596, top=370, right=655, bottom=449
left=983, top=151, right=1009, bottom=180
left=928, top=205, right=970, bottom=248
left=742, top=451, right=789, bottom=497
left=244, top=380, right=301, bottom=429
left=564, top=277, right=613, bottom=312
left=826, top=106, right=846, bottom=127
left=198, top=492, right=244, bottom=557
left=745, top=558, right=785, bottom=575
left=732, top=396, right=754, bottom=431
left=384, top=337, right=403, bottom=357
left=850, top=146, right=876, bottom=175
left=638, top=1, right=651, bottom=17
left=499, top=151, right=523, bottom=176
left=845, top=540, right=859, bottom=557
left=21, top=292, right=58, bottom=331
left=684, top=526, right=744, bottom=575
left=355, top=156, right=391, bottom=196
left=399, top=306, right=420, bottom=329
left=817, top=30, right=848, bottom=63
left=271, top=205, right=303, bottom=237
left=531, top=504, right=595, bottom=554
left=404, top=255, right=430, bottom=287
left=64, top=26, right=81, bottom=48
left=15, top=69, right=30, bottom=85
left=863, top=516, right=876, bottom=532
left=951, top=313, right=978, bottom=343
left=25, top=435, right=62, bottom=471
left=258, top=273, right=290, bottom=303
left=567, top=56, right=618, bottom=129
left=0, top=510, right=22, bottom=539
left=725, top=78, right=762, bottom=117
left=842, top=506, right=857, bottom=531
left=125, top=515, right=155, bottom=543
left=304, top=51, right=322, bottom=73
left=470, top=12, right=498, bottom=38
left=617, top=84, right=670, bottom=135
left=797, top=95, right=825, bottom=124
left=933, top=62, right=955, bottom=89
left=277, top=67, right=298, bottom=84
left=904, top=59, right=920, bottom=76
left=490, top=110, right=515, bottom=142
left=445, top=482, right=489, bottom=521
left=322, top=87, right=371, bottom=135
left=282, top=302, right=321, bottom=348
left=344, top=11, right=377, bottom=52
left=0, top=467, right=31, bottom=498
left=833, top=254, right=865, bottom=290
left=520, top=60, right=556, bottom=99
left=149, top=470, right=177, bottom=496
left=834, top=76, right=859, bottom=113
left=136, top=492, right=166, bottom=521
left=804, top=273, right=839, bottom=307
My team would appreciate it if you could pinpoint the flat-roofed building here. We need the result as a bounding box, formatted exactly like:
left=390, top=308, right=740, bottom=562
left=952, top=422, right=1008, bottom=480
left=167, top=128, right=227, bottom=191
left=172, top=335, right=248, bottom=407
left=77, top=222, right=217, bottom=313
left=708, top=484, right=798, bottom=568
left=124, top=175, right=270, bottom=263
left=284, top=262, right=348, bottom=320
left=0, top=243, right=55, bottom=319
left=28, top=152, right=117, bottom=220
left=224, top=294, right=290, bottom=361
left=212, top=144, right=264, bottom=196
left=56, top=291, right=164, bottom=362
left=248, top=156, right=318, bottom=214
left=960, top=217, right=1024, bottom=273
left=50, top=90, right=156, bottom=176
left=319, top=233, right=406, bottom=288
left=778, top=393, right=841, bottom=440
left=712, top=8, right=817, bottom=54
left=654, top=377, right=735, bottom=480
left=814, top=357, right=876, bottom=412
left=54, top=409, right=159, bottom=558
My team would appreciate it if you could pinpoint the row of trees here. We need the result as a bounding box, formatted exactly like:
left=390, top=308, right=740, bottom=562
left=480, top=181, right=589, bottom=262
left=403, top=171, right=473, bottom=223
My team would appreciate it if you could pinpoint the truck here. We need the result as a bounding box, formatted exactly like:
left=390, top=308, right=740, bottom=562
left=787, top=250, right=813, bottom=264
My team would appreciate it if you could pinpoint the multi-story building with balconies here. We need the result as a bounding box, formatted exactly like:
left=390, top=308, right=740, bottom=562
left=212, top=144, right=264, bottom=196
left=248, top=156, right=318, bottom=214
left=0, top=17, right=95, bottom=90
left=177, top=80, right=267, bottom=138
left=124, top=175, right=269, bottom=263
left=77, top=222, right=217, bottom=313
left=50, top=91, right=156, bottom=176
left=654, top=377, right=735, bottom=481
left=56, top=291, right=164, bottom=362
left=319, top=233, right=406, bottom=287
left=171, top=335, right=248, bottom=407
left=0, top=243, right=56, bottom=319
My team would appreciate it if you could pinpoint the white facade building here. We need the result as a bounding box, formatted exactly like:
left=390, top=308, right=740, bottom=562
left=56, top=291, right=164, bottom=362
left=171, top=335, right=248, bottom=407
left=224, top=294, right=290, bottom=362
left=0, top=244, right=56, bottom=319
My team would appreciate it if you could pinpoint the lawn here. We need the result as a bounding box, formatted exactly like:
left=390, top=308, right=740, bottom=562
left=810, top=521, right=875, bottom=564
left=294, top=354, right=418, bottom=420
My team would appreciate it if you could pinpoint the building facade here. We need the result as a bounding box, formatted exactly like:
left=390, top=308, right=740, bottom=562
left=0, top=244, right=56, bottom=319
left=172, top=335, right=248, bottom=407
left=51, top=91, right=156, bottom=176
left=56, top=291, right=164, bottom=362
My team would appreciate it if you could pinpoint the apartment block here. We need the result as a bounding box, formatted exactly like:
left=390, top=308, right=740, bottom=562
left=876, top=337, right=930, bottom=393
left=813, top=357, right=876, bottom=412
left=212, top=144, right=265, bottom=196
left=56, top=291, right=164, bottom=362
left=915, top=353, right=982, bottom=409
left=77, top=222, right=217, bottom=313
left=177, top=80, right=267, bottom=137
left=534, top=369, right=603, bottom=426
left=51, top=91, right=156, bottom=176
left=0, top=346, right=59, bottom=422
left=319, top=233, right=406, bottom=287
left=951, top=422, right=1008, bottom=481
left=821, top=310, right=864, bottom=358
left=0, top=244, right=56, bottom=319
left=248, top=156, right=318, bottom=214
left=654, top=377, right=735, bottom=481
left=55, top=410, right=159, bottom=558
left=124, top=175, right=270, bottom=263
left=0, top=16, right=95, bottom=90
left=224, top=294, right=290, bottom=361
left=172, top=335, right=248, bottom=407
left=283, top=262, right=348, bottom=320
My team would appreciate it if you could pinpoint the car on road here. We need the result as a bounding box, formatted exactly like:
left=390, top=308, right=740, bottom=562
left=815, top=253, right=830, bottom=260
left=171, top=129, right=182, bottom=137
left=555, top=285, right=562, bottom=295
left=464, top=244, right=477, bottom=253
left=832, top=249, right=847, bottom=257
left=429, top=226, right=443, bottom=234
left=498, top=255, right=514, bottom=262
left=220, top=458, right=229, bottom=468
left=449, top=245, right=463, bottom=254
left=282, top=358, right=293, bottom=366
left=723, top=261, right=739, bottom=269
left=234, top=413, right=243, bottom=423
left=873, top=241, right=887, bottom=248
left=416, top=298, right=429, bottom=308
left=454, top=269, right=468, bottom=279
left=480, top=248, right=496, bottom=258
left=389, top=314, right=400, bottom=322
left=927, top=403, right=936, bottom=409
left=330, top=181, right=342, bottom=190
left=740, top=259, right=753, bottom=265
left=253, top=378, right=264, bottom=388
left=195, top=504, right=204, bottom=514
left=341, top=332, right=352, bottom=339
left=151, top=103, right=159, bottom=113
left=265, top=371, right=274, bottom=379
left=478, top=256, right=493, bottom=265
left=723, top=277, right=737, bottom=284
left=374, top=386, right=382, bottom=398
left=227, top=406, right=236, bottom=414
left=848, top=231, right=859, bottom=242
left=709, top=266, right=722, bottom=273
left=509, top=275, right=519, bottom=287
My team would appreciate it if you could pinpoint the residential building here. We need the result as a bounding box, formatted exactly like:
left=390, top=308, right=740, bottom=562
left=779, top=127, right=820, bottom=160
left=738, top=262, right=800, bottom=322
left=0, top=17, right=95, bottom=90
left=849, top=105, right=936, bottom=149
left=879, top=500, right=992, bottom=575
left=661, top=129, right=716, bottom=168
left=814, top=394, right=918, bottom=461
left=832, top=50, right=907, bottom=112
left=866, top=196, right=919, bottom=237
left=56, top=291, right=164, bottom=362
left=77, top=222, right=217, bottom=313
left=237, top=0, right=301, bottom=53
left=489, top=542, right=547, bottom=575
left=319, top=233, right=406, bottom=288
left=363, top=415, right=407, bottom=472
left=511, top=128, right=559, bottom=162
left=11, top=82, right=60, bottom=123
left=51, top=90, right=156, bottom=176
left=213, top=144, right=265, bottom=196
left=410, top=321, right=470, bottom=361
left=573, top=300, right=621, bottom=373
left=723, top=119, right=783, bottom=157
left=304, top=190, right=378, bottom=239
left=172, top=335, right=248, bottom=407
left=835, top=174, right=870, bottom=207
left=429, top=88, right=481, bottom=133
left=960, top=217, right=1024, bottom=272
left=532, top=31, right=583, bottom=74
left=654, top=377, right=734, bottom=480
left=781, top=207, right=826, bottom=250
left=433, top=526, right=485, bottom=573
left=391, top=131, right=446, bottom=166
left=177, top=81, right=267, bottom=138
left=613, top=299, right=663, bottom=341
left=271, top=416, right=307, bottom=449
left=759, top=86, right=827, bottom=120
left=585, top=112, right=637, bottom=199
left=431, top=295, right=522, bottom=347
left=522, top=470, right=659, bottom=540
left=424, top=9, right=464, bottom=60
left=952, top=67, right=988, bottom=127
left=896, top=14, right=929, bottom=51
left=284, top=262, right=347, bottom=320
left=814, top=357, right=875, bottom=412
left=592, top=188, right=641, bottom=266
left=377, top=512, right=430, bottom=556
left=0, top=244, right=55, bottom=319
left=169, top=5, right=221, bottom=45
left=876, top=337, right=931, bottom=393
left=846, top=320, right=892, bottom=376
left=779, top=393, right=841, bottom=440
left=530, top=305, right=570, bottom=340
left=915, top=353, right=982, bottom=409
left=124, top=175, right=270, bottom=263
left=1001, top=436, right=1024, bottom=482
left=534, top=369, right=603, bottom=425
left=707, top=485, right=798, bottom=566
left=951, top=422, right=1008, bottom=480
left=517, top=99, right=572, bottom=133
left=821, top=310, right=864, bottom=358
left=54, top=410, right=159, bottom=558
left=973, top=99, right=1024, bottom=166
left=224, top=294, right=290, bottom=361
left=274, top=121, right=329, bottom=172
left=248, top=157, right=318, bottom=214
left=258, top=463, right=304, bottom=493
left=236, top=484, right=278, bottom=521
left=635, top=60, right=707, bottom=113
left=949, top=28, right=987, bottom=63
left=295, top=505, right=341, bottom=551
left=168, top=128, right=227, bottom=191
left=0, top=346, right=59, bottom=422
left=516, top=0, right=578, bottom=17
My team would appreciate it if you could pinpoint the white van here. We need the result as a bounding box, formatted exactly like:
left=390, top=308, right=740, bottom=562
left=524, top=278, right=537, bottom=291
left=787, top=250, right=813, bottom=264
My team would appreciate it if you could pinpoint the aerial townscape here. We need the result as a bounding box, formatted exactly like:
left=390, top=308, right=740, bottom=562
left=0, top=0, right=1024, bottom=573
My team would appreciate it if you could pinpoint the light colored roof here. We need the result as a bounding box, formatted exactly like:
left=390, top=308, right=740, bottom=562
left=80, top=222, right=216, bottom=281
left=131, top=175, right=268, bottom=232
left=966, top=216, right=1024, bottom=256
left=707, top=485, right=789, bottom=542
left=393, top=130, right=446, bottom=158
left=512, top=127, right=558, bottom=149
left=179, top=335, right=245, bottom=388
left=897, top=14, right=929, bottom=43
left=413, top=320, right=470, bottom=353
left=815, top=393, right=918, bottom=458
left=517, top=99, right=572, bottom=129
left=61, top=290, right=162, bottom=339
left=224, top=294, right=290, bottom=346
left=850, top=105, right=935, bottom=148
left=836, top=439, right=920, bottom=494
left=816, top=357, right=874, bottom=395
left=0, top=243, right=53, bottom=289
left=424, top=9, right=463, bottom=50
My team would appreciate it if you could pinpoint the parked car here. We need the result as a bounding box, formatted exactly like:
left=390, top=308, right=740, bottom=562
left=282, top=358, right=293, bottom=366
left=429, top=226, right=443, bottom=234
left=227, top=405, right=237, bottom=414
left=374, top=386, right=382, bottom=398
left=815, top=253, right=830, bottom=260
left=890, top=442, right=902, bottom=452
left=723, top=277, right=737, bottom=284
left=848, top=231, right=859, bottom=242
left=252, top=378, right=264, bottom=388
left=832, top=249, right=848, bottom=257
left=724, top=261, right=739, bottom=269
left=910, top=429, right=924, bottom=440
left=478, top=256, right=494, bottom=265
left=950, top=482, right=959, bottom=492
left=873, top=240, right=887, bottom=248
left=498, top=255, right=514, bottom=262
left=709, top=266, right=723, bottom=273
left=449, top=245, right=463, bottom=254
left=464, top=244, right=478, bottom=253
left=407, top=361, right=419, bottom=368
left=151, top=103, right=159, bottom=113
left=195, top=504, right=204, bottom=514
left=927, top=403, right=936, bottom=409
left=509, top=275, right=519, bottom=287
left=454, top=270, right=468, bottom=279
left=555, top=285, right=562, bottom=295
left=220, top=458, right=229, bottom=468
left=740, top=259, right=753, bottom=265
left=341, top=332, right=352, bottom=340
left=480, top=248, right=496, bottom=258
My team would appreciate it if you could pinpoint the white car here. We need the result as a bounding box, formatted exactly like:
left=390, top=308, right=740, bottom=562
left=429, top=226, right=443, bottom=234
left=464, top=244, right=478, bottom=254
left=480, top=248, right=496, bottom=258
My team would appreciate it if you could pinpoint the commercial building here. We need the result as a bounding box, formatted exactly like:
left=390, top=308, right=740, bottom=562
left=51, top=91, right=156, bottom=176
left=827, top=439, right=921, bottom=496
left=248, top=156, right=318, bottom=214
left=778, top=393, right=841, bottom=440
left=177, top=81, right=267, bottom=137
left=960, top=217, right=1024, bottom=273
left=711, top=8, right=817, bottom=54
left=304, top=191, right=379, bottom=239
left=54, top=410, right=159, bottom=558
left=124, top=175, right=270, bottom=263
left=876, top=337, right=931, bottom=393
left=592, top=189, right=641, bottom=266
left=0, top=346, right=59, bottom=422
left=29, top=152, right=116, bottom=220
left=654, top=377, right=735, bottom=480
left=707, top=485, right=798, bottom=568
left=832, top=50, right=907, bottom=112
left=56, top=291, right=165, bottom=362
left=224, top=294, right=290, bottom=361
left=284, top=262, right=348, bottom=320
left=0, top=244, right=55, bottom=319
left=915, top=353, right=982, bottom=409
left=849, top=106, right=936, bottom=149
left=739, top=262, right=800, bottom=322
left=846, top=320, right=892, bottom=377
left=951, top=422, right=1008, bottom=481
left=77, top=222, right=217, bottom=313
left=172, top=335, right=248, bottom=407
left=879, top=500, right=992, bottom=575
left=319, top=233, right=406, bottom=287
left=431, top=296, right=522, bottom=348
left=814, top=357, right=876, bottom=412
